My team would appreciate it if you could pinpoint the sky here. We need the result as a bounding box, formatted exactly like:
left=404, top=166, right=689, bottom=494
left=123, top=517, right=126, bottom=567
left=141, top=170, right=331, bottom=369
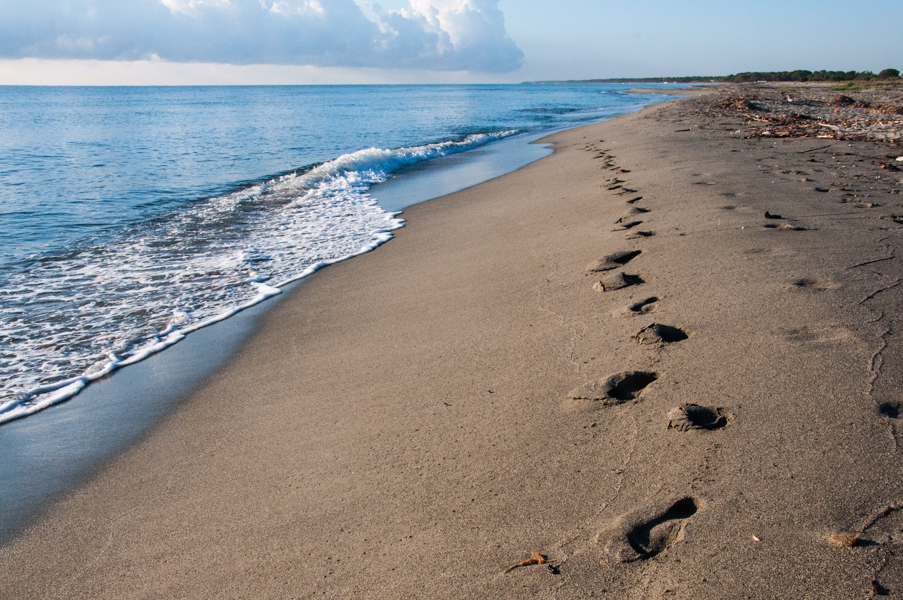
left=0, top=0, right=901, bottom=85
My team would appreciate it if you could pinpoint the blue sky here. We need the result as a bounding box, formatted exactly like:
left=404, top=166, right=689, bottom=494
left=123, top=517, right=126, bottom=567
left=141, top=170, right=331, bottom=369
left=0, top=0, right=901, bottom=84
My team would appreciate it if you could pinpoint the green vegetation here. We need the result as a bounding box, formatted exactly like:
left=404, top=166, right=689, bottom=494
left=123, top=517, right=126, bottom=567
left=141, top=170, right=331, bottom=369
left=528, top=76, right=716, bottom=84
left=530, top=69, right=900, bottom=85
left=722, top=69, right=898, bottom=83
left=830, top=81, right=863, bottom=92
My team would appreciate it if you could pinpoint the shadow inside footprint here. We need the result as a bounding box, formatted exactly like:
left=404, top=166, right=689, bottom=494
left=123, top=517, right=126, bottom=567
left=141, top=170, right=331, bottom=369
left=879, top=402, right=902, bottom=419
left=601, top=496, right=700, bottom=562
left=627, top=498, right=699, bottom=559
left=792, top=278, right=839, bottom=290
left=667, top=404, right=731, bottom=431
left=593, top=272, right=644, bottom=292
left=629, top=297, right=658, bottom=314
left=615, top=220, right=643, bottom=230
left=587, top=250, right=642, bottom=272
left=568, top=371, right=658, bottom=405
left=634, top=323, right=689, bottom=345
left=872, top=581, right=891, bottom=596
left=608, top=371, right=658, bottom=401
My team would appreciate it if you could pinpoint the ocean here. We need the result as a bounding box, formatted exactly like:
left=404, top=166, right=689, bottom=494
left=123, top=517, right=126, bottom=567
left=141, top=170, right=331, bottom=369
left=0, top=84, right=680, bottom=426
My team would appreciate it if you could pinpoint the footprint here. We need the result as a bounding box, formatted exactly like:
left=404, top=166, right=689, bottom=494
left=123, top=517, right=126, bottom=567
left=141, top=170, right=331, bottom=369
left=568, top=371, right=658, bottom=405
left=872, top=581, right=891, bottom=596
left=791, top=277, right=840, bottom=290
left=861, top=501, right=903, bottom=547
left=666, top=404, right=732, bottom=431
left=848, top=501, right=903, bottom=595
left=764, top=223, right=807, bottom=231
left=626, top=196, right=643, bottom=204
left=629, top=297, right=658, bottom=314
left=593, top=272, right=644, bottom=292
left=614, top=220, right=643, bottom=230
left=780, top=325, right=857, bottom=346
left=878, top=402, right=902, bottom=419
left=600, top=497, right=700, bottom=562
left=586, top=250, right=642, bottom=273
left=788, top=327, right=821, bottom=343
left=626, top=230, right=656, bottom=240
left=633, top=323, right=689, bottom=345
left=625, top=206, right=650, bottom=215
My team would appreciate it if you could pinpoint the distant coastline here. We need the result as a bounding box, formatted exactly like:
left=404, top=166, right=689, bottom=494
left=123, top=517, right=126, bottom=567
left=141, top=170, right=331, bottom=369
left=526, top=68, right=901, bottom=85
left=526, top=77, right=717, bottom=84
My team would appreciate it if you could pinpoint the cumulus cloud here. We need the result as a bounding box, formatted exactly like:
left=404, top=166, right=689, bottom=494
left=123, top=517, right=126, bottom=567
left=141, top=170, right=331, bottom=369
left=161, top=0, right=233, bottom=14
left=0, top=0, right=523, bottom=72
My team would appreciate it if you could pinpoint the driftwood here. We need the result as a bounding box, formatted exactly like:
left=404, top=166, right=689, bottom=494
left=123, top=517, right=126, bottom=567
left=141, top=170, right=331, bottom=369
left=712, top=85, right=903, bottom=146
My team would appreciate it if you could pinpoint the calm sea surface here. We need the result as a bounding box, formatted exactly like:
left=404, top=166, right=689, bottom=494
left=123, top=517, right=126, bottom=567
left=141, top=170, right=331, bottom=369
left=0, top=84, right=679, bottom=424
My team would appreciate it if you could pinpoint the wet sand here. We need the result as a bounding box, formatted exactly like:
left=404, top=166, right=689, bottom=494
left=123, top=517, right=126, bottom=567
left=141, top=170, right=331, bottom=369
left=4, top=91, right=903, bottom=598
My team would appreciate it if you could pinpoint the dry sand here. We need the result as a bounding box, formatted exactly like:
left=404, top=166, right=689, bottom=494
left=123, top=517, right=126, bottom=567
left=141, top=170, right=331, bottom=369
left=4, top=90, right=903, bottom=599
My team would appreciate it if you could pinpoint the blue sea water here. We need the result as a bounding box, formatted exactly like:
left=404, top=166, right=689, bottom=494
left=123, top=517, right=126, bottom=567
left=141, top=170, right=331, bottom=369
left=0, top=84, right=680, bottom=424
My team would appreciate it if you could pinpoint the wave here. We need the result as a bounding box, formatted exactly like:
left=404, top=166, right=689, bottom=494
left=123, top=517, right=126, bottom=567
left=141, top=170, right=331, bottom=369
left=519, top=107, right=597, bottom=115
left=0, top=129, right=519, bottom=425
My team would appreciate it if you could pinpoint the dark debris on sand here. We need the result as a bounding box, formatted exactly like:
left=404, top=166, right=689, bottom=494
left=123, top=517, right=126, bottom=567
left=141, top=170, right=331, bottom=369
left=710, top=84, right=903, bottom=146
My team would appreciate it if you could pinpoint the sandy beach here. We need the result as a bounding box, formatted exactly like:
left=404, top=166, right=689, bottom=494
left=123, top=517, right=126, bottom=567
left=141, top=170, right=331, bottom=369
left=4, top=87, right=903, bottom=598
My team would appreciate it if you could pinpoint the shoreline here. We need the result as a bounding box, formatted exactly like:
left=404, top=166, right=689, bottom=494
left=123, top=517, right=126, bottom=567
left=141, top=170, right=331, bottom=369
left=0, top=95, right=679, bottom=545
left=5, top=88, right=903, bottom=597
left=2, top=83, right=677, bottom=430
left=2, top=89, right=674, bottom=428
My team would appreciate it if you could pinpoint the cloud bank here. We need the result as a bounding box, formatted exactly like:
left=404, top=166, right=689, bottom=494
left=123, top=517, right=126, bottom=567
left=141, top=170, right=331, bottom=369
left=0, top=0, right=523, bottom=73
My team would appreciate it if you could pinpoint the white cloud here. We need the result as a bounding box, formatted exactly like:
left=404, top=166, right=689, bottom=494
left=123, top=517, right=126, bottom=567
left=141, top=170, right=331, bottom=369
left=161, top=0, right=232, bottom=15
left=0, top=0, right=522, bottom=73
left=56, top=35, right=109, bottom=52
left=403, top=0, right=519, bottom=70
left=265, top=0, right=327, bottom=15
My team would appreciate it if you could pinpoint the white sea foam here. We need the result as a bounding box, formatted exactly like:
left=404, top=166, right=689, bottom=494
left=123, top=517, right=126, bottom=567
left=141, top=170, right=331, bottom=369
left=0, top=131, right=515, bottom=424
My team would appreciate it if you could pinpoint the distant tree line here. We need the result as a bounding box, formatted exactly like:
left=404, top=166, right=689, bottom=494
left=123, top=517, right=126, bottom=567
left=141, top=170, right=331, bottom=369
left=538, top=76, right=715, bottom=84
left=722, top=69, right=900, bottom=82
left=530, top=69, right=900, bottom=85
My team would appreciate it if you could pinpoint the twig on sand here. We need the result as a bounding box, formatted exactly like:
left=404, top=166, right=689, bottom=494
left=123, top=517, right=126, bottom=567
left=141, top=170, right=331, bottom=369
left=504, top=552, right=546, bottom=573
